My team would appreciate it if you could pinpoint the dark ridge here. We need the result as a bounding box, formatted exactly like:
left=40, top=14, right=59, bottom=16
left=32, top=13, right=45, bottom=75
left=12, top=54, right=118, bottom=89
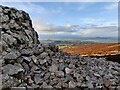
left=105, top=54, right=120, bottom=63
left=89, top=54, right=120, bottom=64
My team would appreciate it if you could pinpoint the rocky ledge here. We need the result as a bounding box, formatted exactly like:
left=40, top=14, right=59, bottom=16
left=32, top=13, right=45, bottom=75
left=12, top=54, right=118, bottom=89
left=0, top=5, right=120, bottom=90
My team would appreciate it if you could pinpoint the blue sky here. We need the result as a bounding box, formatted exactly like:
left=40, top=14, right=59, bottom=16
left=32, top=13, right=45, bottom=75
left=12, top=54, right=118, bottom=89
left=0, top=2, right=118, bottom=39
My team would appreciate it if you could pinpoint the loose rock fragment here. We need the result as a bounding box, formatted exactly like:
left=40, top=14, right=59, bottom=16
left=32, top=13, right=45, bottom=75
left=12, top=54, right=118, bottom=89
left=34, top=74, right=43, bottom=84
left=55, top=71, right=64, bottom=77
left=2, top=64, right=24, bottom=75
left=65, top=67, right=73, bottom=74
left=68, top=81, right=76, bottom=88
left=4, top=51, right=20, bottom=60
left=49, top=64, right=58, bottom=72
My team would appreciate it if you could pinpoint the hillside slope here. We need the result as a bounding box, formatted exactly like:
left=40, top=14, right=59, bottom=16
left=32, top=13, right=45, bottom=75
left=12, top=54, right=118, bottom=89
left=61, top=43, right=120, bottom=56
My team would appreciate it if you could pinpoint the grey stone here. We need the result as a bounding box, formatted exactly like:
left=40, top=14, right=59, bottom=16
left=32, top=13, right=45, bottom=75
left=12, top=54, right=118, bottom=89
left=76, top=75, right=84, bottom=82
left=2, top=33, right=17, bottom=46
left=34, top=74, right=43, bottom=84
left=81, top=83, right=88, bottom=88
left=18, top=83, right=28, bottom=87
left=94, top=73, right=101, bottom=77
left=2, top=74, right=9, bottom=84
left=39, top=59, right=47, bottom=65
left=4, top=51, right=20, bottom=60
left=43, top=73, right=50, bottom=80
left=69, top=64, right=75, bottom=68
left=68, top=81, right=76, bottom=88
left=11, top=87, right=26, bottom=90
left=21, top=49, right=33, bottom=56
left=31, top=55, right=38, bottom=64
left=41, top=82, right=53, bottom=88
left=65, top=67, right=73, bottom=74
left=104, top=80, right=112, bottom=87
left=40, top=66, right=46, bottom=71
left=0, top=6, right=3, bottom=11
left=49, top=64, right=58, bottom=72
left=31, top=65, right=39, bottom=72
left=58, top=63, right=65, bottom=71
left=29, top=84, right=39, bottom=89
left=29, top=61, right=34, bottom=68
left=1, top=15, right=9, bottom=22
left=55, top=82, right=62, bottom=88
left=62, top=83, right=68, bottom=88
left=22, top=62, right=29, bottom=73
left=26, top=76, right=34, bottom=85
left=87, top=82, right=93, bottom=88
left=2, top=75, right=20, bottom=89
left=65, top=75, right=74, bottom=82
left=24, top=30, right=35, bottom=44
left=116, top=86, right=120, bottom=90
left=2, top=64, right=24, bottom=75
left=22, top=56, right=31, bottom=62
left=39, top=52, right=48, bottom=59
left=112, top=71, right=119, bottom=75
left=49, top=78, right=58, bottom=85
left=80, top=61, right=87, bottom=65
left=77, top=82, right=82, bottom=87
left=55, top=71, right=64, bottom=77
left=86, top=76, right=91, bottom=81
left=33, top=47, right=43, bottom=55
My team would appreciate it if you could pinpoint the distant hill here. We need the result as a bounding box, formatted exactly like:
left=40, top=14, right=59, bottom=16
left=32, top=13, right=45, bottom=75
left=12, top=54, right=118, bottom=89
left=89, top=37, right=117, bottom=40
left=40, top=39, right=98, bottom=45
left=40, top=37, right=118, bottom=45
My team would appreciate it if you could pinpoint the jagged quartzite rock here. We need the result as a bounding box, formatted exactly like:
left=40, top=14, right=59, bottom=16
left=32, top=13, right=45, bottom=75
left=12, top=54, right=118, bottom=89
left=34, top=74, right=43, bottom=84
left=2, top=74, right=20, bottom=89
left=68, top=81, right=76, bottom=88
left=49, top=64, right=58, bottom=72
left=65, top=67, right=73, bottom=74
left=4, top=51, right=20, bottom=60
left=2, top=64, right=24, bottom=75
left=1, top=5, right=120, bottom=90
left=55, top=71, right=64, bottom=77
left=0, top=5, right=39, bottom=52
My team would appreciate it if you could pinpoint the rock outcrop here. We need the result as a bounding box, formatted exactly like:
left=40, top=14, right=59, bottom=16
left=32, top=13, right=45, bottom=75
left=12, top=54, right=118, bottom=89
left=0, top=5, right=120, bottom=90
left=0, top=5, right=39, bottom=52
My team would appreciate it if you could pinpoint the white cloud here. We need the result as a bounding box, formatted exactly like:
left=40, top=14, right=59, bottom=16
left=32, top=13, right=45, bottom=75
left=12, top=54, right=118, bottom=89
left=65, top=24, right=71, bottom=27
left=104, top=3, right=118, bottom=10
left=80, top=18, right=117, bottom=27
left=33, top=20, right=50, bottom=32
left=74, top=26, right=118, bottom=37
left=33, top=20, right=81, bottom=33
left=81, top=18, right=104, bottom=25
left=32, top=20, right=118, bottom=38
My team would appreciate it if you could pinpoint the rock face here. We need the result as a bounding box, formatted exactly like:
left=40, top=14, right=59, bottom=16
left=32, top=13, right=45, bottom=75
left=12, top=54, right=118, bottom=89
left=0, top=5, right=120, bottom=90
left=0, top=5, right=39, bottom=52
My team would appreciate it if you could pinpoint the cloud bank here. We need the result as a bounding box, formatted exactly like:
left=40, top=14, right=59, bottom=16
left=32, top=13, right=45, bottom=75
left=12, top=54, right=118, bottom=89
left=33, top=20, right=118, bottom=39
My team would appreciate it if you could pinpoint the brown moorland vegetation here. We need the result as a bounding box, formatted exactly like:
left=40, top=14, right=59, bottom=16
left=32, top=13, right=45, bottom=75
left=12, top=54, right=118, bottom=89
left=61, top=43, right=120, bottom=56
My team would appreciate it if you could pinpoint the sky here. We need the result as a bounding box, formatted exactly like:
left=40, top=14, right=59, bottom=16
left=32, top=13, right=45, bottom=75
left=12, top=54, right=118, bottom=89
left=0, top=2, right=118, bottom=39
